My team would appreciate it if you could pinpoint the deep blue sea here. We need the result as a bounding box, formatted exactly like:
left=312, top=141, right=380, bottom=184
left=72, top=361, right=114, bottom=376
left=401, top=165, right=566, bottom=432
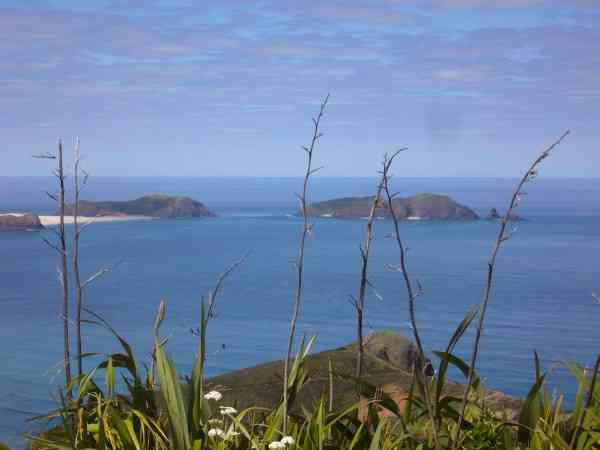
left=1, top=176, right=599, bottom=448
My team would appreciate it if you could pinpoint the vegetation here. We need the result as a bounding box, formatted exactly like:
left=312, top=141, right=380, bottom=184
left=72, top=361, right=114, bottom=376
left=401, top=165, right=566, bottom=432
left=304, top=193, right=478, bottom=220
left=22, top=298, right=600, bottom=450
left=63, top=194, right=216, bottom=218
left=3, top=103, right=598, bottom=450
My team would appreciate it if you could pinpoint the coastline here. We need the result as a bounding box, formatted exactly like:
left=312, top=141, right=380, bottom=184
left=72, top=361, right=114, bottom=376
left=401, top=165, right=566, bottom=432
left=39, top=215, right=155, bottom=226
left=1, top=213, right=154, bottom=226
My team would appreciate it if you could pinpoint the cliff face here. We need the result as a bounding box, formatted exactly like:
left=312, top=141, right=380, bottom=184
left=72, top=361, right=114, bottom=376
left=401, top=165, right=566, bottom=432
left=63, top=194, right=217, bottom=218
left=305, top=193, right=479, bottom=220
left=304, top=196, right=386, bottom=219
left=0, top=214, right=45, bottom=231
left=398, top=193, right=479, bottom=220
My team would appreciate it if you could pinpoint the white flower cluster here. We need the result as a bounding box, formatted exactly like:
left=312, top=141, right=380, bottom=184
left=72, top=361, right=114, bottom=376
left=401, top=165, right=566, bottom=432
left=219, top=406, right=237, bottom=415
left=269, top=436, right=295, bottom=448
left=203, top=390, right=223, bottom=401
left=202, top=392, right=242, bottom=442
left=208, top=428, right=225, bottom=438
left=207, top=428, right=241, bottom=440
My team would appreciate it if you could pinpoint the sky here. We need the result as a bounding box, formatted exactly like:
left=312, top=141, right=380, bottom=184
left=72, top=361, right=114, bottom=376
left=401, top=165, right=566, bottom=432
left=1, top=0, right=599, bottom=177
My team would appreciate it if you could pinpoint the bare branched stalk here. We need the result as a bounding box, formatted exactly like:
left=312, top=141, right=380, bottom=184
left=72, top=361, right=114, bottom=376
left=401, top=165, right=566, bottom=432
left=81, top=262, right=121, bottom=290
left=381, top=150, right=440, bottom=449
left=57, top=139, right=72, bottom=393
left=33, top=141, right=72, bottom=394
left=380, top=151, right=421, bottom=351
left=72, top=139, right=85, bottom=379
left=71, top=139, right=91, bottom=380
left=453, top=130, right=570, bottom=446
left=204, top=251, right=249, bottom=332
left=353, top=166, right=388, bottom=379
left=283, top=94, right=329, bottom=433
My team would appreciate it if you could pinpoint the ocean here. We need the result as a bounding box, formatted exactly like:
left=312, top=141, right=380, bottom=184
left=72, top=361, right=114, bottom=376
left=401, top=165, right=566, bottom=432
left=1, top=176, right=599, bottom=448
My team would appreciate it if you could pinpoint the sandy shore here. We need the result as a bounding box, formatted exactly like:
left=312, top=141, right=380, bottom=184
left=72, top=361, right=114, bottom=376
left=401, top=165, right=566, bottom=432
left=1, top=213, right=154, bottom=226
left=39, top=215, right=154, bottom=226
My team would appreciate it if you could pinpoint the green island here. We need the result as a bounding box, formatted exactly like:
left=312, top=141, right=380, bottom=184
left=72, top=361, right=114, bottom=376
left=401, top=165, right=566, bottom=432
left=63, top=194, right=217, bottom=218
left=305, top=194, right=479, bottom=220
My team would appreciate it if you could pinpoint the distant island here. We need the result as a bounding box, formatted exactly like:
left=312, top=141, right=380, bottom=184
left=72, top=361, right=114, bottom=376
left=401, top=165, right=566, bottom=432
left=63, top=194, right=217, bottom=219
left=0, top=194, right=215, bottom=232
left=305, top=193, right=479, bottom=220
left=0, top=213, right=45, bottom=231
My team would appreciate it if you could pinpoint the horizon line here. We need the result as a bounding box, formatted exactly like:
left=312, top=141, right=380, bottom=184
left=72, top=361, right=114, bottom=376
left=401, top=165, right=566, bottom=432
left=2, top=175, right=600, bottom=181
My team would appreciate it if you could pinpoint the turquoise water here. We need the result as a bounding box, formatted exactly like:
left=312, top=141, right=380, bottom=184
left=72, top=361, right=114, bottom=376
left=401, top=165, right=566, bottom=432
left=1, top=177, right=599, bottom=448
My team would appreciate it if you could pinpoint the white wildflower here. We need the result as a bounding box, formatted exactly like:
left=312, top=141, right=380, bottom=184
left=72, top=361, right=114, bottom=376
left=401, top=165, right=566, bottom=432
left=207, top=418, right=222, bottom=425
left=225, top=431, right=241, bottom=440
left=208, top=428, right=225, bottom=438
left=219, top=406, right=238, bottom=415
left=204, top=390, right=223, bottom=401
left=269, top=442, right=285, bottom=449
left=281, top=436, right=295, bottom=445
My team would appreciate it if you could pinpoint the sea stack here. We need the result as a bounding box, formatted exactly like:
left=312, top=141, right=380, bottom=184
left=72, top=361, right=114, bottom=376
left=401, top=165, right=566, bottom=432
left=486, top=208, right=501, bottom=220
left=486, top=207, right=523, bottom=221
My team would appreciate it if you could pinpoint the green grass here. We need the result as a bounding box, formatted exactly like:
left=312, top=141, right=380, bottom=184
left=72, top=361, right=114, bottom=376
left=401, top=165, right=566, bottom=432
left=20, top=301, right=600, bottom=450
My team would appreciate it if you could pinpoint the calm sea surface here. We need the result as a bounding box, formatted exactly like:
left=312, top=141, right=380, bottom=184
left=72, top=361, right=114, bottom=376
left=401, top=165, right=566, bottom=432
left=1, top=177, right=599, bottom=448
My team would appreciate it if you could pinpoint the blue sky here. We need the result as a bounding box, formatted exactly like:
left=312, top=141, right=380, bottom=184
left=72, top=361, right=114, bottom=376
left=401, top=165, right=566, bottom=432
left=1, top=0, right=599, bottom=177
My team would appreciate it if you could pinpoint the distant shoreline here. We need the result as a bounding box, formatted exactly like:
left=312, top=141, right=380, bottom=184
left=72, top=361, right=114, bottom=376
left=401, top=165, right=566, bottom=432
left=0, top=213, right=154, bottom=226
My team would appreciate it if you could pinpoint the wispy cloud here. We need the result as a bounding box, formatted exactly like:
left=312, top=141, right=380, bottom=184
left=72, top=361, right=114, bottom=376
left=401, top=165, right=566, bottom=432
left=1, top=0, right=598, bottom=176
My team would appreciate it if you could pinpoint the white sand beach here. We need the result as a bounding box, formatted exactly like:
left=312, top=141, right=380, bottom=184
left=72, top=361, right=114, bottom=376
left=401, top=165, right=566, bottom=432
left=1, top=213, right=154, bottom=226
left=39, top=215, right=155, bottom=226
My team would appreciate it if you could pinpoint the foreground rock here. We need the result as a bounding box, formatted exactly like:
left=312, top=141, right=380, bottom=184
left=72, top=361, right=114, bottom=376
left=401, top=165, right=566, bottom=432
left=206, top=331, right=519, bottom=419
left=0, top=213, right=45, bottom=231
left=305, top=194, right=479, bottom=220
left=63, top=194, right=217, bottom=218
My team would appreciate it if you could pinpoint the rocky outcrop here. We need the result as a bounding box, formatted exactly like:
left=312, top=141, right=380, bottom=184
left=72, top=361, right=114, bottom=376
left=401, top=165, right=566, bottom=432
left=486, top=208, right=501, bottom=220
left=346, top=331, right=434, bottom=375
left=205, top=331, right=519, bottom=418
left=63, top=194, right=217, bottom=218
left=0, top=213, right=45, bottom=231
left=400, top=194, right=479, bottom=220
left=305, top=193, right=479, bottom=220
left=486, top=207, right=523, bottom=221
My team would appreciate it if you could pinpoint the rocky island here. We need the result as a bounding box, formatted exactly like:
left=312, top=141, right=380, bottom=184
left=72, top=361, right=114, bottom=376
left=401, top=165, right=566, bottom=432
left=305, top=193, right=479, bottom=220
left=0, top=213, right=45, bottom=231
left=63, top=194, right=217, bottom=219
